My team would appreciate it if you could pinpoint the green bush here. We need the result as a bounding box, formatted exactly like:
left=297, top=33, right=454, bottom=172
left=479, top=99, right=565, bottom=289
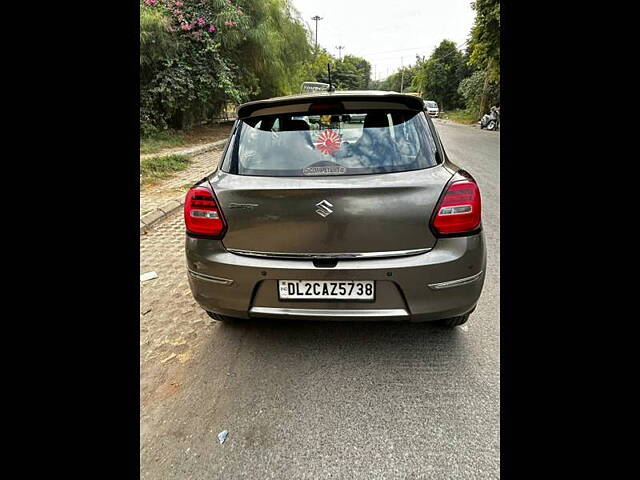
left=140, top=154, right=191, bottom=184
left=458, top=70, right=500, bottom=117
left=140, top=0, right=312, bottom=136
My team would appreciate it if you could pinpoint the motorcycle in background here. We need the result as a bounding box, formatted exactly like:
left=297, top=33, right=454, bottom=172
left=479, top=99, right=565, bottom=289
left=480, top=106, right=500, bottom=131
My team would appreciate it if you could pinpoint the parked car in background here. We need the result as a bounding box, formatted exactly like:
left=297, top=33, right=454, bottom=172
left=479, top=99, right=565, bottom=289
left=349, top=113, right=367, bottom=123
left=184, top=91, right=486, bottom=326
left=300, top=82, right=331, bottom=94
left=424, top=101, right=439, bottom=117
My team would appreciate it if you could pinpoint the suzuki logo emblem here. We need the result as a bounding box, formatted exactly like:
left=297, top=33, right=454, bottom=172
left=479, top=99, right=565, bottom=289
left=315, top=199, right=334, bottom=217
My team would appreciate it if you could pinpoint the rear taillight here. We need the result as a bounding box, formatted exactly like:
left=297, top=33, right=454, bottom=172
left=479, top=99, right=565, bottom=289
left=431, top=177, right=481, bottom=236
left=184, top=186, right=226, bottom=238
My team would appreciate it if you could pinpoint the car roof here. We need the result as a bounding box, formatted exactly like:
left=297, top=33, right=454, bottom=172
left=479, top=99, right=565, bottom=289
left=237, top=90, right=425, bottom=118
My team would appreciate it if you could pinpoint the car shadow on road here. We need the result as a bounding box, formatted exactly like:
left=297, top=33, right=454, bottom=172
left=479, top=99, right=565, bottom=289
left=184, top=317, right=480, bottom=444
left=141, top=316, right=490, bottom=468
left=142, top=317, right=492, bottom=477
left=197, top=317, right=475, bottom=382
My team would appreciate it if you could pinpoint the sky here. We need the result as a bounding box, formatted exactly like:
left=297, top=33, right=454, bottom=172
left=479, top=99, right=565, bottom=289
left=290, top=0, right=476, bottom=81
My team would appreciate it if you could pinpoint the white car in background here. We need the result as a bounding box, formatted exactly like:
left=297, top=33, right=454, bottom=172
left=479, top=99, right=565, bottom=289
left=424, top=101, right=439, bottom=117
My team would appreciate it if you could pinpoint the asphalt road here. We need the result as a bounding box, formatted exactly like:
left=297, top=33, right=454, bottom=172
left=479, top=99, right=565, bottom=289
left=140, top=119, right=500, bottom=479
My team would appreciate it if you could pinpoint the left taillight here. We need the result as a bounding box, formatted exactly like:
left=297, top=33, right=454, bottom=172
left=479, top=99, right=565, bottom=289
left=184, top=186, right=226, bottom=238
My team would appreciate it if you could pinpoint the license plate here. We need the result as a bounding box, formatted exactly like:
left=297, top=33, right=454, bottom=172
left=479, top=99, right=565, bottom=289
left=278, top=280, right=374, bottom=301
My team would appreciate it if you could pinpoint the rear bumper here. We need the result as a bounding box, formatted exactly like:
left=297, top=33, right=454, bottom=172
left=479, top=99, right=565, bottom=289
left=185, top=234, right=486, bottom=322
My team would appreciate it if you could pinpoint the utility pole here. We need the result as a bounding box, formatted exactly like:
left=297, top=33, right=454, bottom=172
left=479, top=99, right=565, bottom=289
left=400, top=57, right=404, bottom=93
left=312, top=16, right=322, bottom=57
left=336, top=45, right=345, bottom=60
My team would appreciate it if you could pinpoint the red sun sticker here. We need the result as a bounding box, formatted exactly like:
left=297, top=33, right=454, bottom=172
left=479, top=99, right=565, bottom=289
left=313, top=129, right=341, bottom=154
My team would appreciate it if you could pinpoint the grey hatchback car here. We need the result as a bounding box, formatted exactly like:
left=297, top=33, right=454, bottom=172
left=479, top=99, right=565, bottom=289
left=185, top=91, right=485, bottom=326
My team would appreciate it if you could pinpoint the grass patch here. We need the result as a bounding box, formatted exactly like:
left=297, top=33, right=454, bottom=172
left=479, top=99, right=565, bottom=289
left=140, top=154, right=191, bottom=185
left=440, top=109, right=479, bottom=125
left=140, top=130, right=188, bottom=155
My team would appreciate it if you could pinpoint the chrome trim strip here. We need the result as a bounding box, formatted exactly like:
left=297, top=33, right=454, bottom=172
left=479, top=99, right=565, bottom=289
left=428, top=271, right=483, bottom=290
left=226, top=247, right=432, bottom=260
left=187, top=269, right=234, bottom=286
left=250, top=307, right=409, bottom=318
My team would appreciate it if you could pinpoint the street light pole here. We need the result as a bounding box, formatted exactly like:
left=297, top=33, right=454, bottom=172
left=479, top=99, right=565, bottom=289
left=336, top=45, right=345, bottom=60
left=312, top=15, right=322, bottom=56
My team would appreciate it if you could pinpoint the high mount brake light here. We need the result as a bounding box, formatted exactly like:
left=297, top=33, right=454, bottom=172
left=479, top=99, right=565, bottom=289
left=184, top=186, right=227, bottom=238
left=309, top=102, right=344, bottom=113
left=431, top=178, right=481, bottom=236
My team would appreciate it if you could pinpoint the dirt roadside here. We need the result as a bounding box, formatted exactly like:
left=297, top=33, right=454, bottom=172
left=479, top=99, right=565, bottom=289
left=140, top=121, right=234, bottom=160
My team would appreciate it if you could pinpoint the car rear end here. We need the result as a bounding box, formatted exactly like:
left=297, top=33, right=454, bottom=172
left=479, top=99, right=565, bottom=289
left=185, top=92, right=485, bottom=322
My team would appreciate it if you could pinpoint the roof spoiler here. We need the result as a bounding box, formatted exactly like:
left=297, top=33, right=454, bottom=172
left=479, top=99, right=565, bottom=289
left=237, top=93, right=425, bottom=119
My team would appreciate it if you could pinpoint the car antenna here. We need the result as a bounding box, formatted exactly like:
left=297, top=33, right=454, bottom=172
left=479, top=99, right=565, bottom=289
left=327, top=63, right=336, bottom=92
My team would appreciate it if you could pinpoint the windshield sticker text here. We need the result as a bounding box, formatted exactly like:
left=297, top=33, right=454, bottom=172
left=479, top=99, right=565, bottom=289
left=303, top=165, right=347, bottom=176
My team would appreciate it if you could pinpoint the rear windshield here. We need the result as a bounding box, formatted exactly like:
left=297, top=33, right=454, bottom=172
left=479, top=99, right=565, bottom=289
left=225, top=109, right=439, bottom=177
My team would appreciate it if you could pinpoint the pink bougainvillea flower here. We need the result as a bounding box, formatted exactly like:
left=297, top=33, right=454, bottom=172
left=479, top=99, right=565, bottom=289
left=175, top=1, right=183, bottom=6
left=144, top=0, right=157, bottom=5
left=173, top=9, right=182, bottom=15
left=196, top=17, right=205, bottom=26
left=208, top=25, right=216, bottom=32
left=180, top=22, right=192, bottom=31
left=236, top=8, right=243, bottom=14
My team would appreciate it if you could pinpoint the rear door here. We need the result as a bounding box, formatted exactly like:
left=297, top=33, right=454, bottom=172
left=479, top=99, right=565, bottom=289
left=213, top=100, right=454, bottom=256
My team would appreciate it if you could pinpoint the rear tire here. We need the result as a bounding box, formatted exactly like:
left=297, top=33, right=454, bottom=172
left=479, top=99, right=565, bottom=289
left=206, top=311, right=242, bottom=323
left=487, top=120, right=496, bottom=131
left=439, top=312, right=471, bottom=328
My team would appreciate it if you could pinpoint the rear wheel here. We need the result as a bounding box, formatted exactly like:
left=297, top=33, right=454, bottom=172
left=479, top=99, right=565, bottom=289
left=439, top=312, right=471, bottom=328
left=487, top=120, right=496, bottom=131
left=206, top=311, right=242, bottom=323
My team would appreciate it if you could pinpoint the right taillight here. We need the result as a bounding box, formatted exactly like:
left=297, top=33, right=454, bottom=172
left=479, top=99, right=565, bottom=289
left=184, top=186, right=226, bottom=238
left=431, top=178, right=481, bottom=236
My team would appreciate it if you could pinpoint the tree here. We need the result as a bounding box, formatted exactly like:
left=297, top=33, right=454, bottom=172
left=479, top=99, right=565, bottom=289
left=413, top=60, right=447, bottom=106
left=412, top=40, right=465, bottom=109
left=140, top=0, right=247, bottom=133
left=302, top=51, right=371, bottom=90
left=467, top=0, right=500, bottom=114
left=458, top=70, right=499, bottom=116
left=299, top=48, right=334, bottom=85
left=140, top=6, right=179, bottom=73
left=140, top=0, right=314, bottom=134
left=237, top=0, right=312, bottom=99
left=331, top=60, right=362, bottom=89
left=381, top=64, right=419, bottom=93
left=368, top=78, right=383, bottom=90
left=342, top=55, right=372, bottom=89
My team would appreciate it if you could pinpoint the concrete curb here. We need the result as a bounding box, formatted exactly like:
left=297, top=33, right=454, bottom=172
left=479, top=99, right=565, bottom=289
left=140, top=138, right=229, bottom=233
left=140, top=196, right=185, bottom=233
left=433, top=117, right=476, bottom=127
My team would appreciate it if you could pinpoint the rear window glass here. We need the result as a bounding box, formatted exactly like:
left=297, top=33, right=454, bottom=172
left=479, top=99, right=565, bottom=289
left=225, top=109, right=438, bottom=177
